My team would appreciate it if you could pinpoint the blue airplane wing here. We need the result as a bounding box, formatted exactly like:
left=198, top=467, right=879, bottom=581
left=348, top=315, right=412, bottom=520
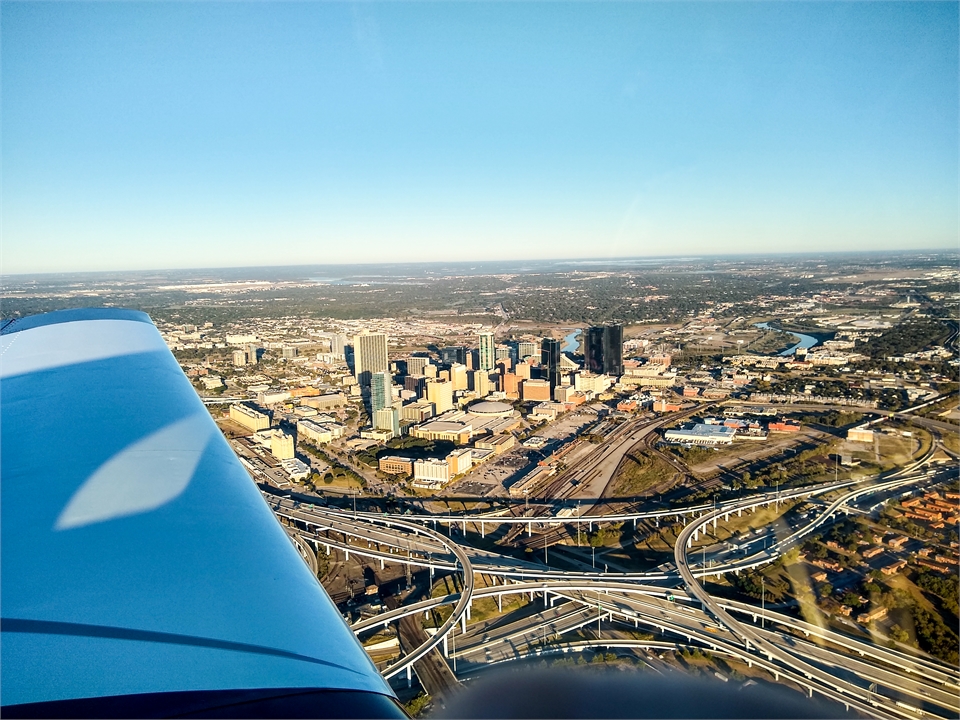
left=1, top=309, right=404, bottom=718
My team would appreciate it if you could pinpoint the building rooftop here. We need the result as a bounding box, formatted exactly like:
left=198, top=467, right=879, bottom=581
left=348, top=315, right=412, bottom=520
left=468, top=400, right=514, bottom=416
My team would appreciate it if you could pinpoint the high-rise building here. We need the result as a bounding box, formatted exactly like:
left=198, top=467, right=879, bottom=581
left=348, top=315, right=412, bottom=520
left=478, top=332, right=496, bottom=371
left=374, top=407, right=400, bottom=437
left=502, top=372, right=520, bottom=398
left=517, top=341, right=538, bottom=360
left=426, top=379, right=454, bottom=414
left=371, top=371, right=393, bottom=413
left=270, top=430, right=295, bottom=461
left=541, top=338, right=562, bottom=391
left=407, top=356, right=431, bottom=376
left=354, top=332, right=389, bottom=387
left=469, top=370, right=491, bottom=397
left=495, top=345, right=511, bottom=361
left=232, top=349, right=247, bottom=367
left=441, top=346, right=467, bottom=366
left=329, top=333, right=348, bottom=357
left=404, top=374, right=427, bottom=398
left=245, top=344, right=259, bottom=365
left=586, top=325, right=624, bottom=377
left=449, top=363, right=468, bottom=391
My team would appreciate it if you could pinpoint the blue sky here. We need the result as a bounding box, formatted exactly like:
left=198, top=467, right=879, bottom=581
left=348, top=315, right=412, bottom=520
left=3, top=1, right=957, bottom=273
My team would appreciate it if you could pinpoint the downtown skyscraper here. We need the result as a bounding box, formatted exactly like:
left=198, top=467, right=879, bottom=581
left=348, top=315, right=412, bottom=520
left=585, top=325, right=624, bottom=377
left=541, top=337, right=561, bottom=391
left=370, top=371, right=392, bottom=413
left=478, top=332, right=496, bottom=371
left=353, top=332, right=389, bottom=387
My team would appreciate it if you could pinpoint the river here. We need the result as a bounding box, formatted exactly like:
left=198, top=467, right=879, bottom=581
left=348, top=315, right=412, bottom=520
left=562, top=329, right=581, bottom=354
left=754, top=322, right=819, bottom=356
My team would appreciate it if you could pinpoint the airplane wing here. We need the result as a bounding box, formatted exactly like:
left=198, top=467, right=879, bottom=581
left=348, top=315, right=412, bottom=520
left=1, top=309, right=405, bottom=718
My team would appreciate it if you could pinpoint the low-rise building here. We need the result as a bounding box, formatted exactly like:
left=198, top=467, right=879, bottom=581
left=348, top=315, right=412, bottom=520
left=270, top=430, right=295, bottom=461
left=401, top=401, right=435, bottom=423
left=768, top=420, right=801, bottom=432
left=509, top=465, right=556, bottom=498
left=378, top=456, right=414, bottom=475
left=474, top=434, right=516, bottom=455
left=881, top=560, right=907, bottom=575
left=230, top=403, right=271, bottom=432
left=280, top=458, right=310, bottom=481
left=847, top=427, right=875, bottom=443
left=664, top=424, right=737, bottom=446
left=301, top=393, right=347, bottom=410
left=446, top=448, right=473, bottom=476
left=413, top=458, right=451, bottom=489
left=521, top=379, right=552, bottom=402
left=856, top=606, right=888, bottom=624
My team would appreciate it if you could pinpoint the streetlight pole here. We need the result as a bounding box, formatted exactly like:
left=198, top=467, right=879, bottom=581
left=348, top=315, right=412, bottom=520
left=761, top=576, right=765, bottom=629
left=597, top=591, right=601, bottom=637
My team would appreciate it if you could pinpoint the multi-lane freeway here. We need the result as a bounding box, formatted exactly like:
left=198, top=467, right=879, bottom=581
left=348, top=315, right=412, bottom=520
left=263, top=420, right=958, bottom=718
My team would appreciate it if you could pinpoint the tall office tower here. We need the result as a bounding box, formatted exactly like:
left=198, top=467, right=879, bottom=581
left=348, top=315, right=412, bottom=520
left=404, top=374, right=427, bottom=399
left=449, top=363, right=468, bottom=391
left=502, top=372, right=520, bottom=397
left=423, top=363, right=438, bottom=379
left=478, top=332, right=495, bottom=371
left=541, top=338, right=562, bottom=391
left=407, top=356, right=430, bottom=376
left=602, top=324, right=624, bottom=376
left=374, top=407, right=400, bottom=437
left=330, top=333, right=348, bottom=357
left=469, top=370, right=491, bottom=397
left=495, top=345, right=511, bottom=361
left=441, top=346, right=467, bottom=366
left=466, top=349, right=479, bottom=370
left=586, top=325, right=624, bottom=376
left=244, top=344, right=259, bottom=365
left=517, top=341, right=538, bottom=360
left=585, top=327, right=604, bottom=374
left=370, top=371, right=392, bottom=413
left=353, top=332, right=389, bottom=387
left=426, top=379, right=454, bottom=414
left=515, top=361, right=531, bottom=380
left=232, top=349, right=247, bottom=367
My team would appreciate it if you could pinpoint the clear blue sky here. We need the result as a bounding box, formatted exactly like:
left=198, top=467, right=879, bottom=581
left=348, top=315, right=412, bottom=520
left=3, top=1, right=957, bottom=273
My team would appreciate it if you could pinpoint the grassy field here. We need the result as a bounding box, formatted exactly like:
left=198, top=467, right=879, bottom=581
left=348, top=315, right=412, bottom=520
left=941, top=432, right=960, bottom=454
left=610, top=450, right=676, bottom=496
left=427, top=572, right=531, bottom=627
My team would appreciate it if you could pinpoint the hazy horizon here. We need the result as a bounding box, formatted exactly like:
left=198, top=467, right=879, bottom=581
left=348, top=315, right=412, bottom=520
left=3, top=1, right=957, bottom=274
left=4, top=248, right=958, bottom=283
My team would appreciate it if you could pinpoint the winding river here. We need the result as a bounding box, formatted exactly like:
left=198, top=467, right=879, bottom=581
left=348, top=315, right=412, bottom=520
left=754, top=322, right=819, bottom=356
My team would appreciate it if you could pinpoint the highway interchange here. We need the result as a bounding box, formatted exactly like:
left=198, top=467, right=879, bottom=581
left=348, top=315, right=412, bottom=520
left=263, top=400, right=958, bottom=719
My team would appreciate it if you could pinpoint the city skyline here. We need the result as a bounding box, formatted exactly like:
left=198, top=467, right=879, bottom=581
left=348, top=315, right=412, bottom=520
left=3, top=1, right=957, bottom=274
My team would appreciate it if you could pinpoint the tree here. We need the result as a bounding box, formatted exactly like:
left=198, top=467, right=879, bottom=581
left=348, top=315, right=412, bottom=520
left=889, top=624, right=910, bottom=644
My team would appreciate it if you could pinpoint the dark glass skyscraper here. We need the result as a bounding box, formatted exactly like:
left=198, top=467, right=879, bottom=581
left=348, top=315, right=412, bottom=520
left=585, top=325, right=623, bottom=376
left=440, top=346, right=467, bottom=365
left=541, top=338, right=562, bottom=391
